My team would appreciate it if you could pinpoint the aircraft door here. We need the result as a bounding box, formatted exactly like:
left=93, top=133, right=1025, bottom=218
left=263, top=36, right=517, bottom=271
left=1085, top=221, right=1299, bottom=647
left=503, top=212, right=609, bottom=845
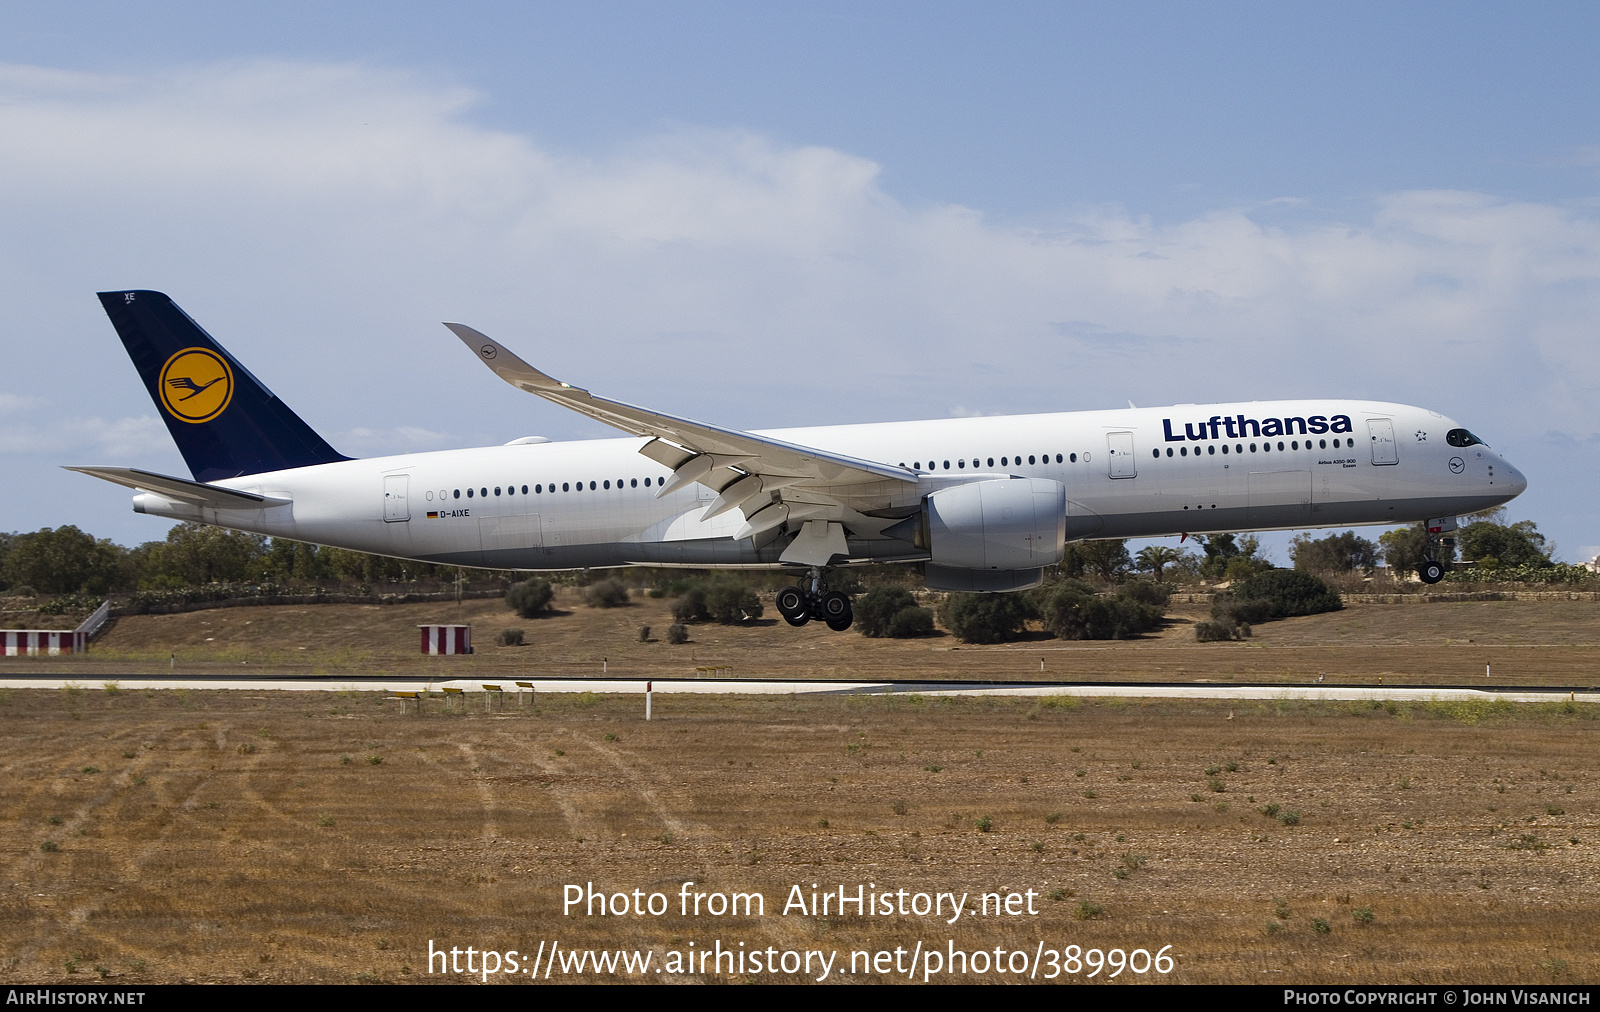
left=1368, top=418, right=1398, bottom=465
left=1106, top=431, right=1136, bottom=478
left=383, top=474, right=410, bottom=522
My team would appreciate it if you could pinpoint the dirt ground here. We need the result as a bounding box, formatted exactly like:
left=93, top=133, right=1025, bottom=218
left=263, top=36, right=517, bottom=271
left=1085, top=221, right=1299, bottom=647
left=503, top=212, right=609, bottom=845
left=8, top=588, right=1600, bottom=687
left=0, top=685, right=1594, bottom=984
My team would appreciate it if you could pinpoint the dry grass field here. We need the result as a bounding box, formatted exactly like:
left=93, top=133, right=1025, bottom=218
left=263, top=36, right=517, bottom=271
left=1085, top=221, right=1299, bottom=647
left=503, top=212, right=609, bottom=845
left=0, top=684, right=1595, bottom=984
left=2, top=590, right=1596, bottom=984
left=7, top=586, right=1600, bottom=687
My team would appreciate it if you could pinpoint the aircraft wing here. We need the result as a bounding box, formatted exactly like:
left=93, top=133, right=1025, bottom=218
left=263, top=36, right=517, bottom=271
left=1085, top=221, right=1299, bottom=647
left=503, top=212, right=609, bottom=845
left=445, top=324, right=916, bottom=525
left=65, top=466, right=291, bottom=509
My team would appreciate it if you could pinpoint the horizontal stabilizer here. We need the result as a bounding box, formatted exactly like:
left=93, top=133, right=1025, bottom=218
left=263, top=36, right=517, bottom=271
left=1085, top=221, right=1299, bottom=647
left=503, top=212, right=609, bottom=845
left=65, top=466, right=290, bottom=509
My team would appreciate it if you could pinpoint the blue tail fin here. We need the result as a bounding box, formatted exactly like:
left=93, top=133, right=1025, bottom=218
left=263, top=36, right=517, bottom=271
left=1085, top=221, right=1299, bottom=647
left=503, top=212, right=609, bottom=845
left=98, top=290, right=349, bottom=482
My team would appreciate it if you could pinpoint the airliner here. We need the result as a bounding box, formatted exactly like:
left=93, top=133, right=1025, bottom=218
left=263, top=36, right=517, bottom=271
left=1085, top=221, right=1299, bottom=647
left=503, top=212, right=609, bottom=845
left=70, top=291, right=1526, bottom=631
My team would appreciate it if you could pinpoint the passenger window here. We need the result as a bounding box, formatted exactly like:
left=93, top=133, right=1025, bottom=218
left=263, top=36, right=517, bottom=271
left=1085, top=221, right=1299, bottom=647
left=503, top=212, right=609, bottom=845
left=1207, top=445, right=1215, bottom=455
left=1277, top=441, right=1284, bottom=451
left=453, top=489, right=460, bottom=499
left=589, top=481, right=596, bottom=490
left=562, top=482, right=569, bottom=492
left=467, top=488, right=474, bottom=497
left=943, top=460, right=950, bottom=469
left=494, top=487, right=502, bottom=495
left=987, top=457, right=994, bottom=467
left=1069, top=453, right=1077, bottom=462
left=645, top=477, right=652, bottom=487
left=480, top=488, right=487, bottom=497
left=958, top=459, right=965, bottom=468
left=631, top=478, right=637, bottom=488
left=1221, top=445, right=1229, bottom=454
left=1028, top=455, right=1036, bottom=465
left=1250, top=443, right=1257, bottom=452
left=1056, top=454, right=1063, bottom=463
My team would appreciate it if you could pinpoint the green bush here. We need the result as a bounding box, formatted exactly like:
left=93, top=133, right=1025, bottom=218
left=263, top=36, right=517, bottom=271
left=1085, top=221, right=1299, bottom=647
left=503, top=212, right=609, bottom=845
left=670, top=582, right=709, bottom=623
left=1233, top=569, right=1342, bottom=619
left=1195, top=620, right=1250, bottom=642
left=584, top=578, right=630, bottom=608
left=1037, top=581, right=1164, bottom=640
left=886, top=605, right=935, bottom=638
left=495, top=628, right=524, bottom=646
left=857, top=587, right=935, bottom=638
left=506, top=578, right=554, bottom=617
left=939, top=593, right=1037, bottom=644
left=1209, top=593, right=1274, bottom=627
left=1118, top=579, right=1172, bottom=608
left=857, top=587, right=916, bottom=637
left=665, top=624, right=689, bottom=645
left=704, top=578, right=762, bottom=624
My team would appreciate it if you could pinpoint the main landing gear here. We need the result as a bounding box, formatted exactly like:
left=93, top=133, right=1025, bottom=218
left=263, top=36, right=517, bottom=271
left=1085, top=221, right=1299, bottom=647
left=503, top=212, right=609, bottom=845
left=776, top=567, right=854, bottom=631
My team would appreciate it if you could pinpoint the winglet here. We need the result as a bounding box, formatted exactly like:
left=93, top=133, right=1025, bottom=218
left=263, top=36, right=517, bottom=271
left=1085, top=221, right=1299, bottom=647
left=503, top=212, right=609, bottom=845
left=443, top=323, right=589, bottom=397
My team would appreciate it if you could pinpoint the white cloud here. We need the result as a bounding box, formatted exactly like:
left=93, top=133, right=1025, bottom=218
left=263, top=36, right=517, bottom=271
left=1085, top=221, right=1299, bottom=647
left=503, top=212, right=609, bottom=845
left=0, top=393, right=47, bottom=413
left=0, top=415, right=167, bottom=458
left=333, top=426, right=458, bottom=455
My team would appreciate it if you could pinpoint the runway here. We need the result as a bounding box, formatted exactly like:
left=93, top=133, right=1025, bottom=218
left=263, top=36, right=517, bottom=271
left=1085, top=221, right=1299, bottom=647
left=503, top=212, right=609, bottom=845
left=2, top=672, right=1593, bottom=704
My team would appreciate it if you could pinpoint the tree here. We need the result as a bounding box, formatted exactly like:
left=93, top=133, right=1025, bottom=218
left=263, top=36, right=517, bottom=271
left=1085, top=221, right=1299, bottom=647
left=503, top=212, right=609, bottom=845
left=1074, top=540, right=1132, bottom=582
left=2, top=526, right=129, bottom=595
left=1290, top=531, right=1379, bottom=573
left=1135, top=545, right=1187, bottom=582
left=1197, top=534, right=1242, bottom=580
left=1378, top=523, right=1454, bottom=573
left=1459, top=519, right=1550, bottom=568
left=141, top=523, right=267, bottom=586
left=1199, top=533, right=1271, bottom=582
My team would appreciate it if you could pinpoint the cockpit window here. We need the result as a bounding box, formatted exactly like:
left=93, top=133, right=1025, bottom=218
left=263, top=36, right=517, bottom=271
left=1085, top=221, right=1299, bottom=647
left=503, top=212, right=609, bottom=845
left=1446, top=428, right=1486, bottom=448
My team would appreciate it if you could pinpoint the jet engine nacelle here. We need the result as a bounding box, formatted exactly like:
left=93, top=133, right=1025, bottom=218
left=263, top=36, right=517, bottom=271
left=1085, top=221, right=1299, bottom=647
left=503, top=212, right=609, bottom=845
left=921, top=477, right=1066, bottom=579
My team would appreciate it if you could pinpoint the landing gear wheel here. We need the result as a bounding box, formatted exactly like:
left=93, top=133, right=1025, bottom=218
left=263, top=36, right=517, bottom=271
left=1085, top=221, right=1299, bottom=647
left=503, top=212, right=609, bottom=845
left=776, top=586, right=810, bottom=627
left=1418, top=559, right=1445, bottom=584
left=820, top=591, right=854, bottom=632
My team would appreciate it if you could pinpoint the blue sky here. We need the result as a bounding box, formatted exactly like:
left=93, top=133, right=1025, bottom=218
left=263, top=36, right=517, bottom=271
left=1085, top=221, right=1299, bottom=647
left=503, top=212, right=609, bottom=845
left=3, top=2, right=1598, bottom=561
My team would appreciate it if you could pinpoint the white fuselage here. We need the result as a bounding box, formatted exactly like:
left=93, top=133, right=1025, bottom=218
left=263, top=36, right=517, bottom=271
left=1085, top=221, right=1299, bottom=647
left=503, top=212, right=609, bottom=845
left=130, top=400, right=1526, bottom=572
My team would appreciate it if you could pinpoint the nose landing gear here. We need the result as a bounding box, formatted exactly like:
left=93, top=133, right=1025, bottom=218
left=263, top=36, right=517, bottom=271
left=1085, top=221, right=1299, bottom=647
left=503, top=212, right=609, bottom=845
left=776, top=568, right=855, bottom=631
left=1416, top=524, right=1455, bottom=585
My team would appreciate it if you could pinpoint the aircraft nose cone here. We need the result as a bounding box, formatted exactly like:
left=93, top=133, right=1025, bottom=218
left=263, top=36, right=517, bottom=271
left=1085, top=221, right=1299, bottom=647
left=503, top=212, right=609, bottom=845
left=1504, top=462, right=1527, bottom=496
